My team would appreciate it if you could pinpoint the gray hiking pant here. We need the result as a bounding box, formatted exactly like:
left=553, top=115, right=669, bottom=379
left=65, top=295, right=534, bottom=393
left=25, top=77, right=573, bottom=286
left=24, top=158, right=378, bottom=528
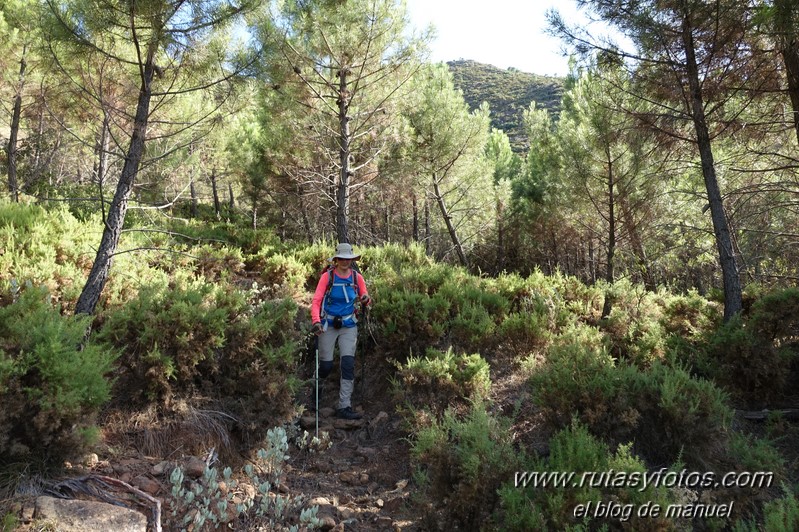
left=318, top=325, right=357, bottom=409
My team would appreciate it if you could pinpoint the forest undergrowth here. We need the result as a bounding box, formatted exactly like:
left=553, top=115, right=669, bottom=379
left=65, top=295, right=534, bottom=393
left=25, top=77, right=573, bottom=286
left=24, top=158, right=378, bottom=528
left=1, top=201, right=798, bottom=531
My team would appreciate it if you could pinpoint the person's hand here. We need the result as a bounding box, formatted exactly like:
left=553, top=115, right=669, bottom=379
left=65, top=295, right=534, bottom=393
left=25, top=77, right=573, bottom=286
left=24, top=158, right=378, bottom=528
left=360, top=294, right=371, bottom=306
left=311, top=322, right=323, bottom=336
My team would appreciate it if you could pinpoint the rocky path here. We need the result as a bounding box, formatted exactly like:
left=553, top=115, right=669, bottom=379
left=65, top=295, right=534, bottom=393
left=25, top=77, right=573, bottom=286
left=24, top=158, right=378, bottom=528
left=285, top=351, right=422, bottom=531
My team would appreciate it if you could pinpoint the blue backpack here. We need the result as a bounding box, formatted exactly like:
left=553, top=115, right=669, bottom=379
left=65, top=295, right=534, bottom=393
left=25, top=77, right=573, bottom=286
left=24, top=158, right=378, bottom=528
left=321, top=264, right=363, bottom=329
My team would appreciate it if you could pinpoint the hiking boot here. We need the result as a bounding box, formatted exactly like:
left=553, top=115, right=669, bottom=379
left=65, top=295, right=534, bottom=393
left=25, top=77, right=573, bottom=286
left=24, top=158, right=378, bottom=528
left=336, top=406, right=362, bottom=420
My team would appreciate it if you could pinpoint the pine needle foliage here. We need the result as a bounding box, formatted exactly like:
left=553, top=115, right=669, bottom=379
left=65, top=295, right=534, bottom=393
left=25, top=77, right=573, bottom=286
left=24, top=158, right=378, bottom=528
left=0, top=286, right=115, bottom=464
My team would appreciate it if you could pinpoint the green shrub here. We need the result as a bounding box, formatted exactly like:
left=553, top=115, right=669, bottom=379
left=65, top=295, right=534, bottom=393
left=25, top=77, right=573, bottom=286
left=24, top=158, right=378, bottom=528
left=168, top=426, right=322, bottom=531
left=194, top=244, right=246, bottom=282
left=357, top=242, right=432, bottom=278
left=95, top=281, right=300, bottom=436
left=530, top=324, right=732, bottom=467
left=369, top=262, right=518, bottom=355
left=393, top=347, right=490, bottom=414
left=497, top=420, right=677, bottom=531
left=596, top=282, right=670, bottom=368
left=0, top=202, right=97, bottom=310
left=258, top=254, right=311, bottom=298
left=661, top=290, right=720, bottom=339
left=561, top=275, right=604, bottom=322
left=748, top=288, right=799, bottom=346
left=498, top=310, right=551, bottom=359
left=763, top=485, right=799, bottom=532
left=707, top=315, right=791, bottom=406
left=643, top=362, right=732, bottom=465
left=728, top=432, right=785, bottom=488
left=449, top=302, right=497, bottom=352
left=0, top=286, right=115, bottom=464
left=371, top=284, right=450, bottom=355
left=732, top=484, right=799, bottom=532
left=674, top=288, right=799, bottom=407
left=411, top=401, right=521, bottom=528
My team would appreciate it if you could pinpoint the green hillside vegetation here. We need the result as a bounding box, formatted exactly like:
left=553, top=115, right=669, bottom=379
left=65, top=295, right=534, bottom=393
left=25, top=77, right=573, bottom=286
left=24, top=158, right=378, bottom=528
left=1, top=201, right=798, bottom=530
left=447, top=60, right=565, bottom=152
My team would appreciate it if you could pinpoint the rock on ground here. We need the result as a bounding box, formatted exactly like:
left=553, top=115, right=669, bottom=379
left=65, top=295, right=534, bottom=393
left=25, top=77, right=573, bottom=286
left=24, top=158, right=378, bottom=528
left=34, top=496, right=147, bottom=532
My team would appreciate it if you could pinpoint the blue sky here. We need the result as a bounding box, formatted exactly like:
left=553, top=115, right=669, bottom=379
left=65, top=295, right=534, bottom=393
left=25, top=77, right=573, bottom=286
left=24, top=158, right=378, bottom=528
left=404, top=0, right=593, bottom=77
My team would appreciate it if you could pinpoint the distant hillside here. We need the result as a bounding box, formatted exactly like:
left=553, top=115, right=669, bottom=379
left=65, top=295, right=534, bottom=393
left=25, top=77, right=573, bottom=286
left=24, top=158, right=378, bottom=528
left=447, top=59, right=565, bottom=153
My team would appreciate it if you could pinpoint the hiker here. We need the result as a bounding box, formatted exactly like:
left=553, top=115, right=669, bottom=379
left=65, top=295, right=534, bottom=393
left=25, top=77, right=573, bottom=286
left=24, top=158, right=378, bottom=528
left=311, top=243, right=372, bottom=420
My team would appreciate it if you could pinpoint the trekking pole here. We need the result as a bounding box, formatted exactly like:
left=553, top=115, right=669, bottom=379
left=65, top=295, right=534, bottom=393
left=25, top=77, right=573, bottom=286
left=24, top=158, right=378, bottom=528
left=358, top=304, right=369, bottom=403
left=315, top=339, right=319, bottom=439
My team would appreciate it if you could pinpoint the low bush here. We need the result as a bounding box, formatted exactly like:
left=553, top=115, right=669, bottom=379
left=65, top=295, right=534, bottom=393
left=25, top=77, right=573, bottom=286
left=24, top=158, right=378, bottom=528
left=356, top=242, right=432, bottom=278
left=747, top=288, right=799, bottom=346
left=448, top=302, right=497, bottom=352
left=530, top=323, right=732, bottom=467
left=167, top=426, right=322, bottom=531
left=664, top=288, right=798, bottom=407
left=95, top=280, right=301, bottom=438
left=497, top=420, right=677, bottom=531
left=411, top=401, right=520, bottom=529
left=194, top=244, right=246, bottom=282
left=370, top=285, right=450, bottom=356
left=732, top=484, right=799, bottom=532
left=598, top=282, right=669, bottom=367
left=0, top=202, right=97, bottom=310
left=762, top=485, right=799, bottom=532
left=393, top=347, right=490, bottom=415
left=497, top=310, right=551, bottom=359
left=258, top=254, right=311, bottom=298
left=0, top=286, right=115, bottom=465
left=706, top=315, right=791, bottom=407
left=660, top=290, right=720, bottom=339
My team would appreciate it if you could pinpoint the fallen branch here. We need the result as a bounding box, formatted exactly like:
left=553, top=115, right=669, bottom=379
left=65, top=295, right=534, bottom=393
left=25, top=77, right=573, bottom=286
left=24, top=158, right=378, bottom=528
left=737, top=409, right=799, bottom=421
left=46, top=474, right=162, bottom=532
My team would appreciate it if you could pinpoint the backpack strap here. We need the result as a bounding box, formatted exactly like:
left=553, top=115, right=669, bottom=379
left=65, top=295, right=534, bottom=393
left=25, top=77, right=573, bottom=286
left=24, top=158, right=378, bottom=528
left=321, top=268, right=362, bottom=330
left=324, top=267, right=361, bottom=299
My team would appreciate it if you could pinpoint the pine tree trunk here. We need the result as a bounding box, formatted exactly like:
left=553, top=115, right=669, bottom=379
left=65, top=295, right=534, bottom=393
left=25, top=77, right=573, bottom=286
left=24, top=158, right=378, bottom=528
left=602, top=152, right=616, bottom=319
left=6, top=46, right=26, bottom=202
left=336, top=67, right=351, bottom=243
left=412, top=193, right=419, bottom=243
left=619, top=193, right=655, bottom=291
left=75, top=49, right=156, bottom=316
left=774, top=0, right=799, bottom=146
left=384, top=205, right=390, bottom=242
left=424, top=196, right=431, bottom=255
left=496, top=196, right=505, bottom=274
left=210, top=168, right=221, bottom=218
left=432, top=174, right=468, bottom=267
left=681, top=9, right=742, bottom=321
left=190, top=179, right=198, bottom=218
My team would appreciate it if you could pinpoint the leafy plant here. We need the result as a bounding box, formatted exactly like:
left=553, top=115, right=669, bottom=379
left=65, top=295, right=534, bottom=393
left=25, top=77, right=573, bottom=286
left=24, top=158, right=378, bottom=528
left=96, top=280, right=301, bottom=437
left=497, top=420, right=677, bottom=531
left=530, top=323, right=732, bottom=467
left=0, top=286, right=115, bottom=464
left=393, top=347, right=490, bottom=415
left=168, top=427, right=322, bottom=531
left=498, top=310, right=551, bottom=358
left=706, top=315, right=791, bottom=406
left=411, top=400, right=521, bottom=528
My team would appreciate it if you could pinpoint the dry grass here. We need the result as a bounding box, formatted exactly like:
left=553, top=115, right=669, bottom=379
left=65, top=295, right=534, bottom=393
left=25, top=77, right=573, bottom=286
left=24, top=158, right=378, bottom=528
left=102, top=399, right=238, bottom=461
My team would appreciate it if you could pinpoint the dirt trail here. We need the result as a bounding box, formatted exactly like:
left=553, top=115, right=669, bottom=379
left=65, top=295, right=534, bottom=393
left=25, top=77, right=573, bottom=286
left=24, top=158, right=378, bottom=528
left=285, top=345, right=423, bottom=531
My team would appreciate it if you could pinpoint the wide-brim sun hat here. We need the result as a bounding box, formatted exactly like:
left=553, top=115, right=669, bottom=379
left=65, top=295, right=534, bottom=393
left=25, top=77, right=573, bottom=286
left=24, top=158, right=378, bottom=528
left=332, top=242, right=360, bottom=260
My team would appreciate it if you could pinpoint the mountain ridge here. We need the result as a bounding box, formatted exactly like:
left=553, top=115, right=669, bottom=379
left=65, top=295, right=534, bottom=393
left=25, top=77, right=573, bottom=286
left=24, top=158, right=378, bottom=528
left=446, top=59, right=565, bottom=152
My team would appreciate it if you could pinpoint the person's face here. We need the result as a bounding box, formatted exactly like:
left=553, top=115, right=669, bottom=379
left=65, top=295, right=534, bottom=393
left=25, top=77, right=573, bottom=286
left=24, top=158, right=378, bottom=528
left=336, top=258, right=352, bottom=267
